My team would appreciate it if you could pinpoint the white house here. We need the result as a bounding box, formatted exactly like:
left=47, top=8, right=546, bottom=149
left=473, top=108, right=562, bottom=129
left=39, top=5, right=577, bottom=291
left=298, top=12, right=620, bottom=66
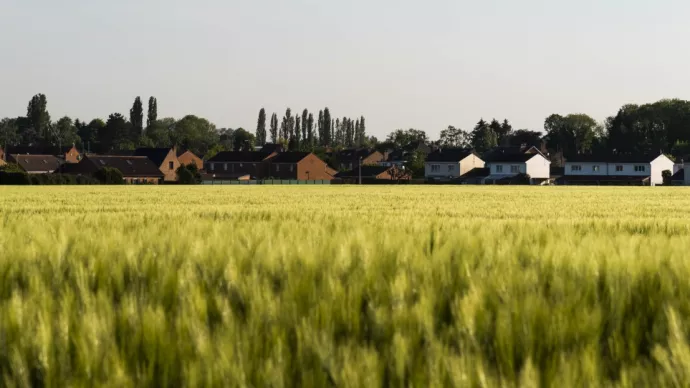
left=483, top=148, right=551, bottom=184
left=425, top=149, right=484, bottom=180
left=562, top=153, right=674, bottom=186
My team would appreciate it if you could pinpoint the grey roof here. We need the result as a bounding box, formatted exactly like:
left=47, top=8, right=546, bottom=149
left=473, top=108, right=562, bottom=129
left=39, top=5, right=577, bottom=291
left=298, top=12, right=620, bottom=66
left=11, top=155, right=64, bottom=172
left=270, top=152, right=311, bottom=164
left=566, top=153, right=666, bottom=163
left=426, top=148, right=476, bottom=162
left=207, top=151, right=273, bottom=163
left=336, top=165, right=393, bottom=178
left=672, top=168, right=684, bottom=181
left=63, top=155, right=164, bottom=177
left=134, top=148, right=173, bottom=167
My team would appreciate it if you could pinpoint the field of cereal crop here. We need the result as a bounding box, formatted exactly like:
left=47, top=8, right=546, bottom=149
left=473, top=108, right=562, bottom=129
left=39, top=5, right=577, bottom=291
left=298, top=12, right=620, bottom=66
left=2, top=185, right=690, bottom=386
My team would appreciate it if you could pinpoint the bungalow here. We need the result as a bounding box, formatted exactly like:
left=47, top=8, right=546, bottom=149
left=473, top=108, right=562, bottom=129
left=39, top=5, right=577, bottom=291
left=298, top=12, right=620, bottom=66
left=5, top=145, right=81, bottom=163
left=425, top=148, right=485, bottom=181
left=8, top=154, right=63, bottom=174
left=562, top=153, right=674, bottom=186
left=334, top=149, right=385, bottom=171
left=336, top=165, right=411, bottom=181
left=176, top=149, right=204, bottom=171
left=268, top=152, right=336, bottom=180
left=134, top=148, right=181, bottom=182
left=483, top=147, right=551, bottom=184
left=205, top=151, right=276, bottom=180
left=59, top=155, right=164, bottom=184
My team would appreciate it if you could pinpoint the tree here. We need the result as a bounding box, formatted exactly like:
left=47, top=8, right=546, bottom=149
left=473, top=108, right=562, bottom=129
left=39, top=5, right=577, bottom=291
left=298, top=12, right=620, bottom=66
left=144, top=117, right=174, bottom=148
left=52, top=117, right=80, bottom=148
left=294, top=116, right=301, bottom=150
left=386, top=129, right=428, bottom=148
left=301, top=109, right=308, bottom=146
left=359, top=116, right=366, bottom=146
left=497, top=119, right=513, bottom=145
left=280, top=108, right=293, bottom=141
left=318, top=110, right=325, bottom=145
left=662, top=170, right=673, bottom=185
left=130, top=97, right=144, bottom=140
left=256, top=108, right=267, bottom=146
left=439, top=126, right=470, bottom=147
left=470, top=119, right=497, bottom=152
left=177, top=163, right=202, bottom=184
left=99, top=113, right=129, bottom=151
left=232, top=128, right=255, bottom=151
left=269, top=113, right=278, bottom=143
left=80, top=119, right=105, bottom=152
left=94, top=167, right=124, bottom=184
left=26, top=94, right=51, bottom=143
left=307, top=113, right=315, bottom=148
left=508, top=129, right=543, bottom=148
left=147, top=97, right=158, bottom=128
left=0, top=118, right=19, bottom=151
left=171, top=115, right=219, bottom=156
left=323, top=108, right=332, bottom=146
left=545, top=113, right=597, bottom=156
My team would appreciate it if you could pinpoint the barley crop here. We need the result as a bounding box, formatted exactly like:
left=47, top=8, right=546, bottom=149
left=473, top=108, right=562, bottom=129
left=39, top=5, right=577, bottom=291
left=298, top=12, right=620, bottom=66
left=1, top=186, right=690, bottom=387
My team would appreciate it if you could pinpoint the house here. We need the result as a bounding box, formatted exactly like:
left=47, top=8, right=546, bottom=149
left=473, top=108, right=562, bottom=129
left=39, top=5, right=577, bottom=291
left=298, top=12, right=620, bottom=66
left=425, top=148, right=485, bottom=181
left=176, top=149, right=203, bottom=170
left=134, top=148, right=180, bottom=182
left=5, top=145, right=81, bottom=163
left=59, top=155, right=164, bottom=184
left=561, top=153, right=674, bottom=186
left=483, top=147, right=551, bottom=184
left=205, top=151, right=276, bottom=180
left=336, top=165, right=411, bottom=181
left=379, top=149, right=409, bottom=168
left=268, top=152, right=336, bottom=180
left=672, top=168, right=684, bottom=185
left=8, top=155, right=64, bottom=174
left=334, top=149, right=385, bottom=171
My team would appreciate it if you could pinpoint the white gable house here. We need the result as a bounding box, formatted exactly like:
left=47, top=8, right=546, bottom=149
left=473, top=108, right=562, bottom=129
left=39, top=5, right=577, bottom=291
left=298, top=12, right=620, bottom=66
left=563, top=153, right=674, bottom=185
left=483, top=149, right=551, bottom=184
left=425, top=149, right=484, bottom=181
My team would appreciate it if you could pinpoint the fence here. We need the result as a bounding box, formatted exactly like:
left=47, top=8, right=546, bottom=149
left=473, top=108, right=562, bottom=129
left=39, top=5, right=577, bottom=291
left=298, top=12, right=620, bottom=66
left=202, top=179, right=332, bottom=185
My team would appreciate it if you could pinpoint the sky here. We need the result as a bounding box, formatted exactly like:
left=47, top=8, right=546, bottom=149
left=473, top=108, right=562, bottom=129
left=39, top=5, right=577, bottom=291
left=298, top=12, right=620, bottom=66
left=2, top=0, right=690, bottom=140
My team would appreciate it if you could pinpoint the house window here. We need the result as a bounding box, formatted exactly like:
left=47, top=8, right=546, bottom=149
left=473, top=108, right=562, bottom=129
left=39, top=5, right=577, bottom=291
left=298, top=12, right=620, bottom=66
left=169, top=161, right=174, bottom=170
left=431, top=165, right=440, bottom=173
left=616, top=165, right=623, bottom=172
left=635, top=165, right=646, bottom=172
left=210, top=163, right=215, bottom=171
left=592, top=165, right=600, bottom=172
left=448, top=165, right=455, bottom=172
left=276, top=165, right=280, bottom=172
left=224, top=163, right=228, bottom=171
left=510, top=165, right=520, bottom=173
left=571, top=165, right=582, bottom=172
left=290, top=165, right=294, bottom=172
left=496, top=165, right=503, bottom=173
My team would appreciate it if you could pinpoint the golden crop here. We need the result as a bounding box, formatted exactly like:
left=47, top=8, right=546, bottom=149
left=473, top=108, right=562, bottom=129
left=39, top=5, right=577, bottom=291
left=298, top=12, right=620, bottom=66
left=1, top=186, right=690, bottom=387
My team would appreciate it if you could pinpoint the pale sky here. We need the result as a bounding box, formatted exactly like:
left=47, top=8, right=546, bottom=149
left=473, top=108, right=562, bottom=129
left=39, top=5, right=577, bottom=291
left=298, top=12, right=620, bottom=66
left=2, top=0, right=690, bottom=140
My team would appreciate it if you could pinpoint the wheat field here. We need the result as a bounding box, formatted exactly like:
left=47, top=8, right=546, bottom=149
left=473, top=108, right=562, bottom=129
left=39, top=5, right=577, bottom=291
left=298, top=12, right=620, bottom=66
left=1, top=186, right=690, bottom=387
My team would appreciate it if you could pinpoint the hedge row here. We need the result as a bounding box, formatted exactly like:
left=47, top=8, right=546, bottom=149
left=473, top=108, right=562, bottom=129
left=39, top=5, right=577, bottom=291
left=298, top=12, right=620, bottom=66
left=0, top=172, right=100, bottom=185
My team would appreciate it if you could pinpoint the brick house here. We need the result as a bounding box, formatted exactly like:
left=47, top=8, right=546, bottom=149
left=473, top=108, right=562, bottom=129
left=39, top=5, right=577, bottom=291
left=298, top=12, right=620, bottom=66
left=134, top=148, right=181, bottom=182
left=268, top=152, right=336, bottom=180
left=334, top=149, right=385, bottom=170
left=177, top=149, right=204, bottom=170
left=5, top=145, right=81, bottom=163
left=8, top=154, right=64, bottom=174
left=59, top=155, right=164, bottom=184
left=336, top=165, right=411, bottom=181
left=205, top=151, right=276, bottom=179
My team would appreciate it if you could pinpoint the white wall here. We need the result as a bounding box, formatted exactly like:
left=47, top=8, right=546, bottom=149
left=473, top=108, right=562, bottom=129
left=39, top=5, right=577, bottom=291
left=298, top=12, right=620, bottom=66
left=525, top=155, right=551, bottom=179
left=564, top=162, right=607, bottom=176
left=459, top=154, right=485, bottom=176
left=486, top=162, right=525, bottom=175
left=650, top=155, right=675, bottom=185
left=606, top=163, right=650, bottom=177
left=425, top=162, right=462, bottom=178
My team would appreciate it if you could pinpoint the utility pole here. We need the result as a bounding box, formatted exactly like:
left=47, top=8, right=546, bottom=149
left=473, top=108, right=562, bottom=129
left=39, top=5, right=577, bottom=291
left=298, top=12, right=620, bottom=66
left=358, top=156, right=362, bottom=185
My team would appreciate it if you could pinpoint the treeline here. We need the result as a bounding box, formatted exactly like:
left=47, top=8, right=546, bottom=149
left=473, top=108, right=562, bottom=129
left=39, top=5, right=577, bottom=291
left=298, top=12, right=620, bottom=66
left=256, top=108, right=369, bottom=150
left=0, top=94, right=368, bottom=158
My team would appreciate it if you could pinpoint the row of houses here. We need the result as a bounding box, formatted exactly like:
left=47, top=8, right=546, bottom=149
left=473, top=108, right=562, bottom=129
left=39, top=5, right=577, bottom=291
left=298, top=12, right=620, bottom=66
left=0, top=142, right=684, bottom=186
left=424, top=146, right=678, bottom=185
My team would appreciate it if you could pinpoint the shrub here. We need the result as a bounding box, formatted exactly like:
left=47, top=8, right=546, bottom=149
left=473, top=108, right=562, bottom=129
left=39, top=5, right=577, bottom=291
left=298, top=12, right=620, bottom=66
left=94, top=167, right=124, bottom=185
left=177, top=163, right=202, bottom=184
